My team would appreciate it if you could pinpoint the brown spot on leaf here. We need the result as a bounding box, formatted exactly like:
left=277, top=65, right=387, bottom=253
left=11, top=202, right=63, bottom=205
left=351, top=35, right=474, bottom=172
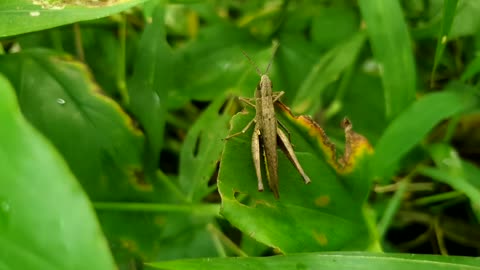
left=129, top=169, right=153, bottom=192
left=313, top=231, right=328, bottom=246
left=314, top=195, right=331, bottom=207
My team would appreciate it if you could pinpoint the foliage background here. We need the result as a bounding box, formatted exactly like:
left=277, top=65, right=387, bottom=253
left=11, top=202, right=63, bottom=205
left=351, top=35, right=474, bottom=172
left=1, top=0, right=480, bottom=269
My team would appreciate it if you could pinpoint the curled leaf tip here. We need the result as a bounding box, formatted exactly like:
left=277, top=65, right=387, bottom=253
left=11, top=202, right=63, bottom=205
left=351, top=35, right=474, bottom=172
left=275, top=101, right=338, bottom=168
left=339, top=117, right=373, bottom=173
left=275, top=103, right=372, bottom=173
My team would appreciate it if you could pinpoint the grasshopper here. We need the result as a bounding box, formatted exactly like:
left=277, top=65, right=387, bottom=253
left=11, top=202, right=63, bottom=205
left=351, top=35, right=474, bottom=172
left=226, top=43, right=311, bottom=199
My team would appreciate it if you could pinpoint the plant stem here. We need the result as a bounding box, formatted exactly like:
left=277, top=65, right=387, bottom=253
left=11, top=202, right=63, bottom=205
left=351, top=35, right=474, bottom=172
left=207, top=223, right=248, bottom=257
left=377, top=177, right=410, bottom=239
left=93, top=202, right=220, bottom=216
left=157, top=170, right=189, bottom=203
left=73, top=23, right=85, bottom=62
left=413, top=191, right=464, bottom=206
left=117, top=13, right=129, bottom=105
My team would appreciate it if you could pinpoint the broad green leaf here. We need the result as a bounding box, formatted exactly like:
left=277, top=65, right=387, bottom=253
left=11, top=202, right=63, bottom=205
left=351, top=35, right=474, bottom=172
left=372, top=86, right=478, bottom=181
left=359, top=0, right=416, bottom=119
left=0, top=74, right=115, bottom=270
left=179, top=96, right=231, bottom=202
left=128, top=6, right=171, bottom=170
left=147, top=252, right=480, bottom=270
left=96, top=201, right=221, bottom=263
left=0, top=50, right=146, bottom=200
left=218, top=102, right=376, bottom=253
left=430, top=0, right=458, bottom=86
left=0, top=0, right=148, bottom=37
left=291, top=32, right=366, bottom=115
left=420, top=143, right=480, bottom=208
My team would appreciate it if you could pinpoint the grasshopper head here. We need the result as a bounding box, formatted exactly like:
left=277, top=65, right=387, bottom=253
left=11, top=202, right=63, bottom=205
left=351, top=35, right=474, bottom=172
left=258, top=74, right=273, bottom=95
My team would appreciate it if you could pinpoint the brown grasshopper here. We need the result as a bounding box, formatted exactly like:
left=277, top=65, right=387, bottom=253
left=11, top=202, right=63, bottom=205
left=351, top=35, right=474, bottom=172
left=226, top=43, right=311, bottom=199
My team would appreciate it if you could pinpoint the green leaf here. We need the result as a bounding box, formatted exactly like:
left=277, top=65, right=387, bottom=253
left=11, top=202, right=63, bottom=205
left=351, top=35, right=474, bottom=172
left=460, top=55, right=480, bottom=82
left=310, top=6, right=360, bottom=49
left=411, top=0, right=480, bottom=39
left=147, top=252, right=480, bottom=270
left=128, top=6, right=171, bottom=170
left=430, top=0, right=458, bottom=86
left=0, top=74, right=115, bottom=270
left=0, top=49, right=146, bottom=200
left=175, top=23, right=255, bottom=102
left=96, top=201, right=221, bottom=262
left=0, top=0, right=148, bottom=37
left=449, top=1, right=480, bottom=38
left=420, top=143, right=480, bottom=208
left=328, top=71, right=387, bottom=144
left=358, top=0, right=416, bottom=119
left=179, top=96, right=231, bottom=202
left=275, top=34, right=318, bottom=102
left=291, top=32, right=366, bottom=115
left=372, top=85, right=478, bottom=181
left=218, top=102, right=376, bottom=253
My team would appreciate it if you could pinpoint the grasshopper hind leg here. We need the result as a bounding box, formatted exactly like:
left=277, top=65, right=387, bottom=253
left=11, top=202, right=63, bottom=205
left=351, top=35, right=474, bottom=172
left=277, top=127, right=311, bottom=184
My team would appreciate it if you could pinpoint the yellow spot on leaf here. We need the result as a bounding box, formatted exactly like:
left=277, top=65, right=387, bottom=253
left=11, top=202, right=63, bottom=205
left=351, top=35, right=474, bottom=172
left=313, top=231, right=328, bottom=246
left=119, top=238, right=139, bottom=252
left=315, top=195, right=330, bottom=207
left=154, top=216, right=166, bottom=226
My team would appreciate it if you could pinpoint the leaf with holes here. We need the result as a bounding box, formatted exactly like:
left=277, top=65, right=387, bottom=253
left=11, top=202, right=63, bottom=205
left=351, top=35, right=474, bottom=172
left=128, top=6, right=171, bottom=171
left=179, top=96, right=231, bottom=202
left=218, top=102, right=377, bottom=253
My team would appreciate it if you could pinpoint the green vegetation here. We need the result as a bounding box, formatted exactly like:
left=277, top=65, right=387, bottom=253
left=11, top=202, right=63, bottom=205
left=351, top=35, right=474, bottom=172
left=0, top=0, right=479, bottom=269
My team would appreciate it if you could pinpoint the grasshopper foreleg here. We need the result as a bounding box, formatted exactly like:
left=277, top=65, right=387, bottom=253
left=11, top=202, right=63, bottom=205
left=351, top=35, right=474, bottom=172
left=272, top=91, right=284, bottom=102
left=224, top=118, right=255, bottom=140
left=238, top=97, right=256, bottom=108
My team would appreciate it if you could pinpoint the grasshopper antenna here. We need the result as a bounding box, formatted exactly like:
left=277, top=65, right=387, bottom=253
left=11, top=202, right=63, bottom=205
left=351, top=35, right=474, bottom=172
left=242, top=40, right=280, bottom=76
left=265, top=40, right=279, bottom=74
left=241, top=50, right=263, bottom=76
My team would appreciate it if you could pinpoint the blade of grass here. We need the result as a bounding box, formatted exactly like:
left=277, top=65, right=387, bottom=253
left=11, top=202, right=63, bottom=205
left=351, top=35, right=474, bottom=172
left=358, top=0, right=416, bottom=119
left=291, top=32, right=366, bottom=115
left=372, top=86, right=477, bottom=181
left=460, top=55, right=480, bottom=82
left=430, top=0, right=459, bottom=88
left=147, top=252, right=480, bottom=270
left=377, top=178, right=410, bottom=239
